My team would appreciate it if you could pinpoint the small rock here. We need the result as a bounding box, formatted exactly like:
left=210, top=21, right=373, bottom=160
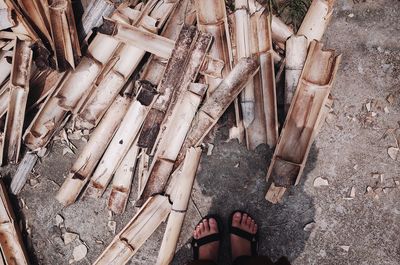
left=348, top=13, right=354, bottom=18
left=72, top=244, right=87, bottom=261
left=384, top=106, right=389, bottom=113
left=365, top=102, right=371, bottom=112
left=387, top=147, right=399, bottom=160
left=386, top=94, right=395, bottom=104
left=108, top=220, right=116, bottom=234
left=207, top=143, right=214, bottom=156
left=63, top=232, right=79, bottom=245
left=55, top=214, right=64, bottom=227
left=340, top=245, right=350, bottom=252
left=303, top=222, right=316, bottom=232
left=314, top=177, right=329, bottom=187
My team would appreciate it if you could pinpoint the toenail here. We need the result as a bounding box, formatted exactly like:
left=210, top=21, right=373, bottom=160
left=234, top=212, right=241, bottom=217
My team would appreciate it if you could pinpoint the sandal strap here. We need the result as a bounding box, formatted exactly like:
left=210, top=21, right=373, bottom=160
left=230, top=227, right=257, bottom=242
left=192, top=233, right=221, bottom=248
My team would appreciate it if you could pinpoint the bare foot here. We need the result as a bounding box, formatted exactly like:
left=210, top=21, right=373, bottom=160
left=193, top=218, right=220, bottom=262
left=231, top=212, right=258, bottom=260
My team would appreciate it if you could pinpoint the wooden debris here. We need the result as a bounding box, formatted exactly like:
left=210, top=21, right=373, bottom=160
left=0, top=50, right=12, bottom=86
left=156, top=147, right=202, bottom=265
left=108, top=141, right=140, bottom=215
left=84, top=82, right=157, bottom=199
left=271, top=15, right=294, bottom=50
left=56, top=95, right=131, bottom=206
left=0, top=6, right=15, bottom=30
left=265, top=41, right=341, bottom=203
left=93, top=195, right=171, bottom=265
left=3, top=38, right=32, bottom=164
left=0, top=180, right=30, bottom=264
left=10, top=152, right=38, bottom=194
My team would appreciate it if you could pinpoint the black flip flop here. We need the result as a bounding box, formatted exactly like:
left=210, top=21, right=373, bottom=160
left=229, top=211, right=259, bottom=256
left=191, top=214, right=223, bottom=260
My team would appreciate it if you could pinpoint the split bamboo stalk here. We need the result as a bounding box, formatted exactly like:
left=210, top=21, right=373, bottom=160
left=48, top=0, right=81, bottom=71
left=108, top=141, right=140, bottom=214
left=0, top=82, right=8, bottom=117
left=93, top=194, right=171, bottom=265
left=0, top=6, right=15, bottom=30
left=0, top=180, right=30, bottom=264
left=137, top=149, right=150, bottom=197
left=23, top=31, right=121, bottom=151
left=3, top=38, right=32, bottom=164
left=10, top=152, right=38, bottom=194
left=0, top=50, right=11, bottom=86
left=18, top=0, right=52, bottom=43
left=271, top=15, right=293, bottom=50
left=75, top=1, right=178, bottom=130
left=156, top=147, right=202, bottom=265
left=55, top=95, right=131, bottom=206
left=284, top=35, right=308, bottom=113
left=235, top=0, right=255, bottom=132
left=176, top=57, right=259, bottom=166
left=84, top=82, right=157, bottom=199
left=195, top=0, right=232, bottom=95
left=297, top=0, right=335, bottom=44
left=265, top=41, right=341, bottom=203
left=138, top=82, right=207, bottom=202
left=137, top=26, right=197, bottom=150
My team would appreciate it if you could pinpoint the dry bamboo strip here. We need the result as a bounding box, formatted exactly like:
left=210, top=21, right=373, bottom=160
left=257, top=11, right=279, bottom=147
left=265, top=41, right=341, bottom=203
left=3, top=38, right=32, bottom=164
left=93, top=194, right=171, bottom=265
left=297, top=0, right=335, bottom=44
left=271, top=15, right=293, bottom=50
left=137, top=149, right=150, bottom=198
left=18, top=0, right=52, bottom=43
left=0, top=180, right=30, bottom=264
left=0, top=6, right=14, bottom=30
left=138, top=83, right=207, bottom=203
left=284, top=35, right=308, bottom=113
left=137, top=26, right=197, bottom=149
left=23, top=31, right=121, bottom=151
left=75, top=1, right=178, bottom=130
left=156, top=147, right=202, bottom=265
left=176, top=57, right=259, bottom=166
left=108, top=141, right=140, bottom=214
left=265, top=95, right=333, bottom=204
left=10, top=151, right=38, bottom=194
left=99, top=18, right=175, bottom=59
left=235, top=0, right=255, bottom=131
left=245, top=11, right=267, bottom=150
left=48, top=0, right=81, bottom=71
left=0, top=82, right=8, bottom=117
left=84, top=82, right=157, bottom=199
left=55, top=95, right=131, bottom=206
left=195, top=0, right=232, bottom=95
left=0, top=50, right=12, bottom=86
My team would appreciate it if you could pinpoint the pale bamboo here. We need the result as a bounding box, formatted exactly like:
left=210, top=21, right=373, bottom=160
left=10, top=152, right=38, bottom=195
left=176, top=57, right=259, bottom=166
left=108, top=141, right=140, bottom=214
left=18, top=0, right=51, bottom=43
left=0, top=81, right=9, bottom=117
left=156, top=147, right=202, bottom=265
left=271, top=15, right=293, bottom=50
left=93, top=195, right=171, bottom=265
left=0, top=50, right=11, bottom=86
left=3, top=39, right=32, bottom=164
left=0, top=180, right=30, bottom=264
left=297, top=0, right=335, bottom=44
left=0, top=7, right=15, bottom=30
left=235, top=0, right=255, bottom=130
left=84, top=83, right=157, bottom=199
left=55, top=95, right=131, bottom=206
left=138, top=83, right=207, bottom=202
left=285, top=35, right=308, bottom=113
left=265, top=41, right=341, bottom=202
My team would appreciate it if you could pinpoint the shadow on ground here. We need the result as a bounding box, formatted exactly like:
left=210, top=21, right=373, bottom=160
left=172, top=128, right=319, bottom=265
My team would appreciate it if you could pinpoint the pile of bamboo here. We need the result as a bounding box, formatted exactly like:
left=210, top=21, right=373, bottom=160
left=0, top=0, right=341, bottom=263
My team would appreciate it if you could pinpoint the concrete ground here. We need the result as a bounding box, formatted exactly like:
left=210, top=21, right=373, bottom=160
left=1, top=0, right=399, bottom=264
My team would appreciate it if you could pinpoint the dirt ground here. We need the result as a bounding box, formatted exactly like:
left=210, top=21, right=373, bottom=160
left=1, top=0, right=399, bottom=264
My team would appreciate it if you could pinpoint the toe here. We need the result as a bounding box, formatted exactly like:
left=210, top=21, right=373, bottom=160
left=253, top=224, right=258, bottom=234
left=241, top=213, right=248, bottom=225
left=193, top=230, right=198, bottom=239
left=232, top=212, right=242, bottom=227
left=246, top=216, right=252, bottom=227
left=203, top=219, right=210, bottom=231
left=196, top=225, right=202, bottom=236
left=199, top=222, right=205, bottom=233
left=209, top=218, right=218, bottom=233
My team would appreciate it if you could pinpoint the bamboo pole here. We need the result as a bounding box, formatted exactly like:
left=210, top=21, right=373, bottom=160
left=48, top=0, right=81, bottom=71
left=93, top=195, right=171, bottom=265
left=297, top=0, right=335, bottom=44
left=284, top=35, right=308, bottom=113
left=23, top=31, right=121, bottom=151
left=235, top=0, right=255, bottom=132
left=84, top=82, right=157, bottom=199
left=0, top=50, right=11, bottom=88
left=271, top=15, right=293, bottom=50
left=18, top=0, right=52, bottom=43
left=107, top=141, right=140, bottom=214
left=0, top=180, right=30, bottom=264
left=0, top=81, right=9, bottom=117
left=3, top=38, right=32, bottom=164
left=156, top=147, right=202, bottom=265
left=176, top=57, right=259, bottom=166
left=75, top=1, right=178, bottom=130
left=55, top=95, right=131, bottom=206
left=265, top=41, right=341, bottom=203
left=138, top=82, right=207, bottom=202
